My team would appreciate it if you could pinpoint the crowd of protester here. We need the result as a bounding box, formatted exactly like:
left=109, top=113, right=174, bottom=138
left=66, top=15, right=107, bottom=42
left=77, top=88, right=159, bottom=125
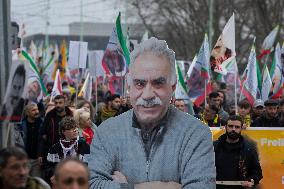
left=0, top=78, right=273, bottom=188
left=2, top=75, right=281, bottom=188
left=0, top=77, right=132, bottom=186
left=194, top=82, right=284, bottom=128
left=10, top=28, right=284, bottom=187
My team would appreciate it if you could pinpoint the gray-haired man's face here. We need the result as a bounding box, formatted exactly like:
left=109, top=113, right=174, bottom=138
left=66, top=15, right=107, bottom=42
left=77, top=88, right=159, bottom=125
left=129, top=52, right=176, bottom=126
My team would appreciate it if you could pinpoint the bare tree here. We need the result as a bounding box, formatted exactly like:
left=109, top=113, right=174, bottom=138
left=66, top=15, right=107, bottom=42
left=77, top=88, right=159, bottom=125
left=125, top=0, right=284, bottom=72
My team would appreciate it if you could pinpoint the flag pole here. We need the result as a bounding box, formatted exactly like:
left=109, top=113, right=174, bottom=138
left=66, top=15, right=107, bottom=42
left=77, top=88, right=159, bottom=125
left=45, top=0, right=50, bottom=59
left=94, top=59, right=98, bottom=116
left=204, top=79, right=207, bottom=105
left=4, top=123, right=11, bottom=147
left=75, top=43, right=81, bottom=106
left=234, top=61, right=238, bottom=115
left=95, top=77, right=98, bottom=116
left=121, top=69, right=123, bottom=96
left=239, top=79, right=245, bottom=102
left=75, top=0, right=84, bottom=106
left=124, top=76, right=126, bottom=97
left=208, top=0, right=214, bottom=50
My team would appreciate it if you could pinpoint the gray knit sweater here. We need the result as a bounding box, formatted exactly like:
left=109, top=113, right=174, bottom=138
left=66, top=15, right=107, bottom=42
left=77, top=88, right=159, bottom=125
left=89, top=105, right=216, bottom=189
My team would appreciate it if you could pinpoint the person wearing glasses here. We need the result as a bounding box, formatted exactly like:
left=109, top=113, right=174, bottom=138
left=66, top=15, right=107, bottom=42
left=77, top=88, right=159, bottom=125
left=52, top=157, right=89, bottom=189
left=45, top=117, right=90, bottom=184
left=214, top=115, right=263, bottom=189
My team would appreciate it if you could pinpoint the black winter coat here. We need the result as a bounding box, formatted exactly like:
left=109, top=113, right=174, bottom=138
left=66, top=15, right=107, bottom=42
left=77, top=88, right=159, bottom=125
left=214, top=134, right=263, bottom=189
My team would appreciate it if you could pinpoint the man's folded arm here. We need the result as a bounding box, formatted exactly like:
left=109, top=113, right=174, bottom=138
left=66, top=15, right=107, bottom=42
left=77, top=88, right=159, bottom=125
left=180, top=127, right=216, bottom=189
left=88, top=129, right=121, bottom=189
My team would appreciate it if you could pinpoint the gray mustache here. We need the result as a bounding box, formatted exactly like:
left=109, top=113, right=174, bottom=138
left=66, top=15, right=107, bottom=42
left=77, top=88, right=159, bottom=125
left=136, top=97, right=162, bottom=107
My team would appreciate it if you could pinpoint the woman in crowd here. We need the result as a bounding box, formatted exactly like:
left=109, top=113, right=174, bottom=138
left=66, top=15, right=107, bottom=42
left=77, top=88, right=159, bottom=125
left=74, top=107, right=97, bottom=145
left=76, top=98, right=96, bottom=122
left=45, top=116, right=90, bottom=183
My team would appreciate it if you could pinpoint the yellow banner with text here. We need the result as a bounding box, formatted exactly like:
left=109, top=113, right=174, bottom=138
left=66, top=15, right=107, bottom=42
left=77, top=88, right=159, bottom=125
left=211, top=128, right=284, bottom=189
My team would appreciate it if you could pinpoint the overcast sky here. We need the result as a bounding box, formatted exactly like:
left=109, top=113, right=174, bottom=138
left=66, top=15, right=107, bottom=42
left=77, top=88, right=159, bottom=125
left=11, top=0, right=128, bottom=36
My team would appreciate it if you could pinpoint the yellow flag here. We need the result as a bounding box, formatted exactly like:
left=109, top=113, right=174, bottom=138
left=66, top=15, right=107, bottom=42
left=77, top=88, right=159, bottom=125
left=52, top=41, right=67, bottom=80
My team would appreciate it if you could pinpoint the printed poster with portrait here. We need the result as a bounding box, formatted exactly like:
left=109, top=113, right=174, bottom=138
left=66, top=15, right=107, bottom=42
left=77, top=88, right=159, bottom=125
left=270, top=44, right=284, bottom=96
left=107, top=76, right=124, bottom=96
left=23, top=65, right=44, bottom=103
left=102, top=27, right=127, bottom=77
left=0, top=60, right=27, bottom=122
left=210, top=14, right=236, bottom=76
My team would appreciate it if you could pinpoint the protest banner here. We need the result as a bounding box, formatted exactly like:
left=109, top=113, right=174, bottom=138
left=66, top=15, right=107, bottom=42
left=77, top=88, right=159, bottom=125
left=211, top=127, right=284, bottom=188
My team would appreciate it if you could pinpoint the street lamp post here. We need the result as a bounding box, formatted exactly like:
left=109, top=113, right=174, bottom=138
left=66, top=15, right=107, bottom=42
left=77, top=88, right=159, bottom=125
left=0, top=0, right=12, bottom=148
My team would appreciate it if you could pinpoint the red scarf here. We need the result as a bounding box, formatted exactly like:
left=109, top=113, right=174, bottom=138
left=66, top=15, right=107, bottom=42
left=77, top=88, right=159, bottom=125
left=82, top=127, right=94, bottom=144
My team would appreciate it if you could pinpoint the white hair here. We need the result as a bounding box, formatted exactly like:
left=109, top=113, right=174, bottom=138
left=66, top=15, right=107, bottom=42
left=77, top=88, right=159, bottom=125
left=128, top=37, right=177, bottom=85
left=24, top=102, right=38, bottom=116
left=74, top=108, right=90, bottom=127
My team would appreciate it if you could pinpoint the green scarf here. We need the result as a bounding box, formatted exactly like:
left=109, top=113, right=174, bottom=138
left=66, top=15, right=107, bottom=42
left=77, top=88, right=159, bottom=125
left=26, top=177, right=49, bottom=189
left=100, top=106, right=118, bottom=122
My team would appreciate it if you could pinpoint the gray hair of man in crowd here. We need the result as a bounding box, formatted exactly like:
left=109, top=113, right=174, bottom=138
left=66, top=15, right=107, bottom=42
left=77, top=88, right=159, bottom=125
left=127, top=37, right=177, bottom=85
left=24, top=102, right=38, bottom=116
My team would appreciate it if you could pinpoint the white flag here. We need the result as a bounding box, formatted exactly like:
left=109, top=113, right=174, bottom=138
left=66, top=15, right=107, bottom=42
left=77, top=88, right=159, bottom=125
left=37, top=41, right=43, bottom=58
left=240, top=44, right=258, bottom=104
left=174, top=82, right=189, bottom=100
left=222, top=14, right=235, bottom=54
left=78, top=73, right=92, bottom=101
left=261, top=65, right=272, bottom=101
left=29, top=40, right=37, bottom=61
left=270, top=43, right=283, bottom=95
left=141, top=31, right=149, bottom=41
left=175, top=64, right=189, bottom=100
left=210, top=13, right=236, bottom=75
left=187, top=55, right=197, bottom=78
left=262, top=25, right=279, bottom=50
left=50, top=69, right=62, bottom=101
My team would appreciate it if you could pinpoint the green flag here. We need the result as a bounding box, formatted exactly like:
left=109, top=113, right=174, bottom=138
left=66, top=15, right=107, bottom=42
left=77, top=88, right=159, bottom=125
left=21, top=50, right=49, bottom=96
left=116, top=12, right=130, bottom=65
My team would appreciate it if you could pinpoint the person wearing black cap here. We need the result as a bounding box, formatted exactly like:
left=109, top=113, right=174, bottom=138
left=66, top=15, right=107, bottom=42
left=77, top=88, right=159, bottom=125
left=251, top=99, right=280, bottom=127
